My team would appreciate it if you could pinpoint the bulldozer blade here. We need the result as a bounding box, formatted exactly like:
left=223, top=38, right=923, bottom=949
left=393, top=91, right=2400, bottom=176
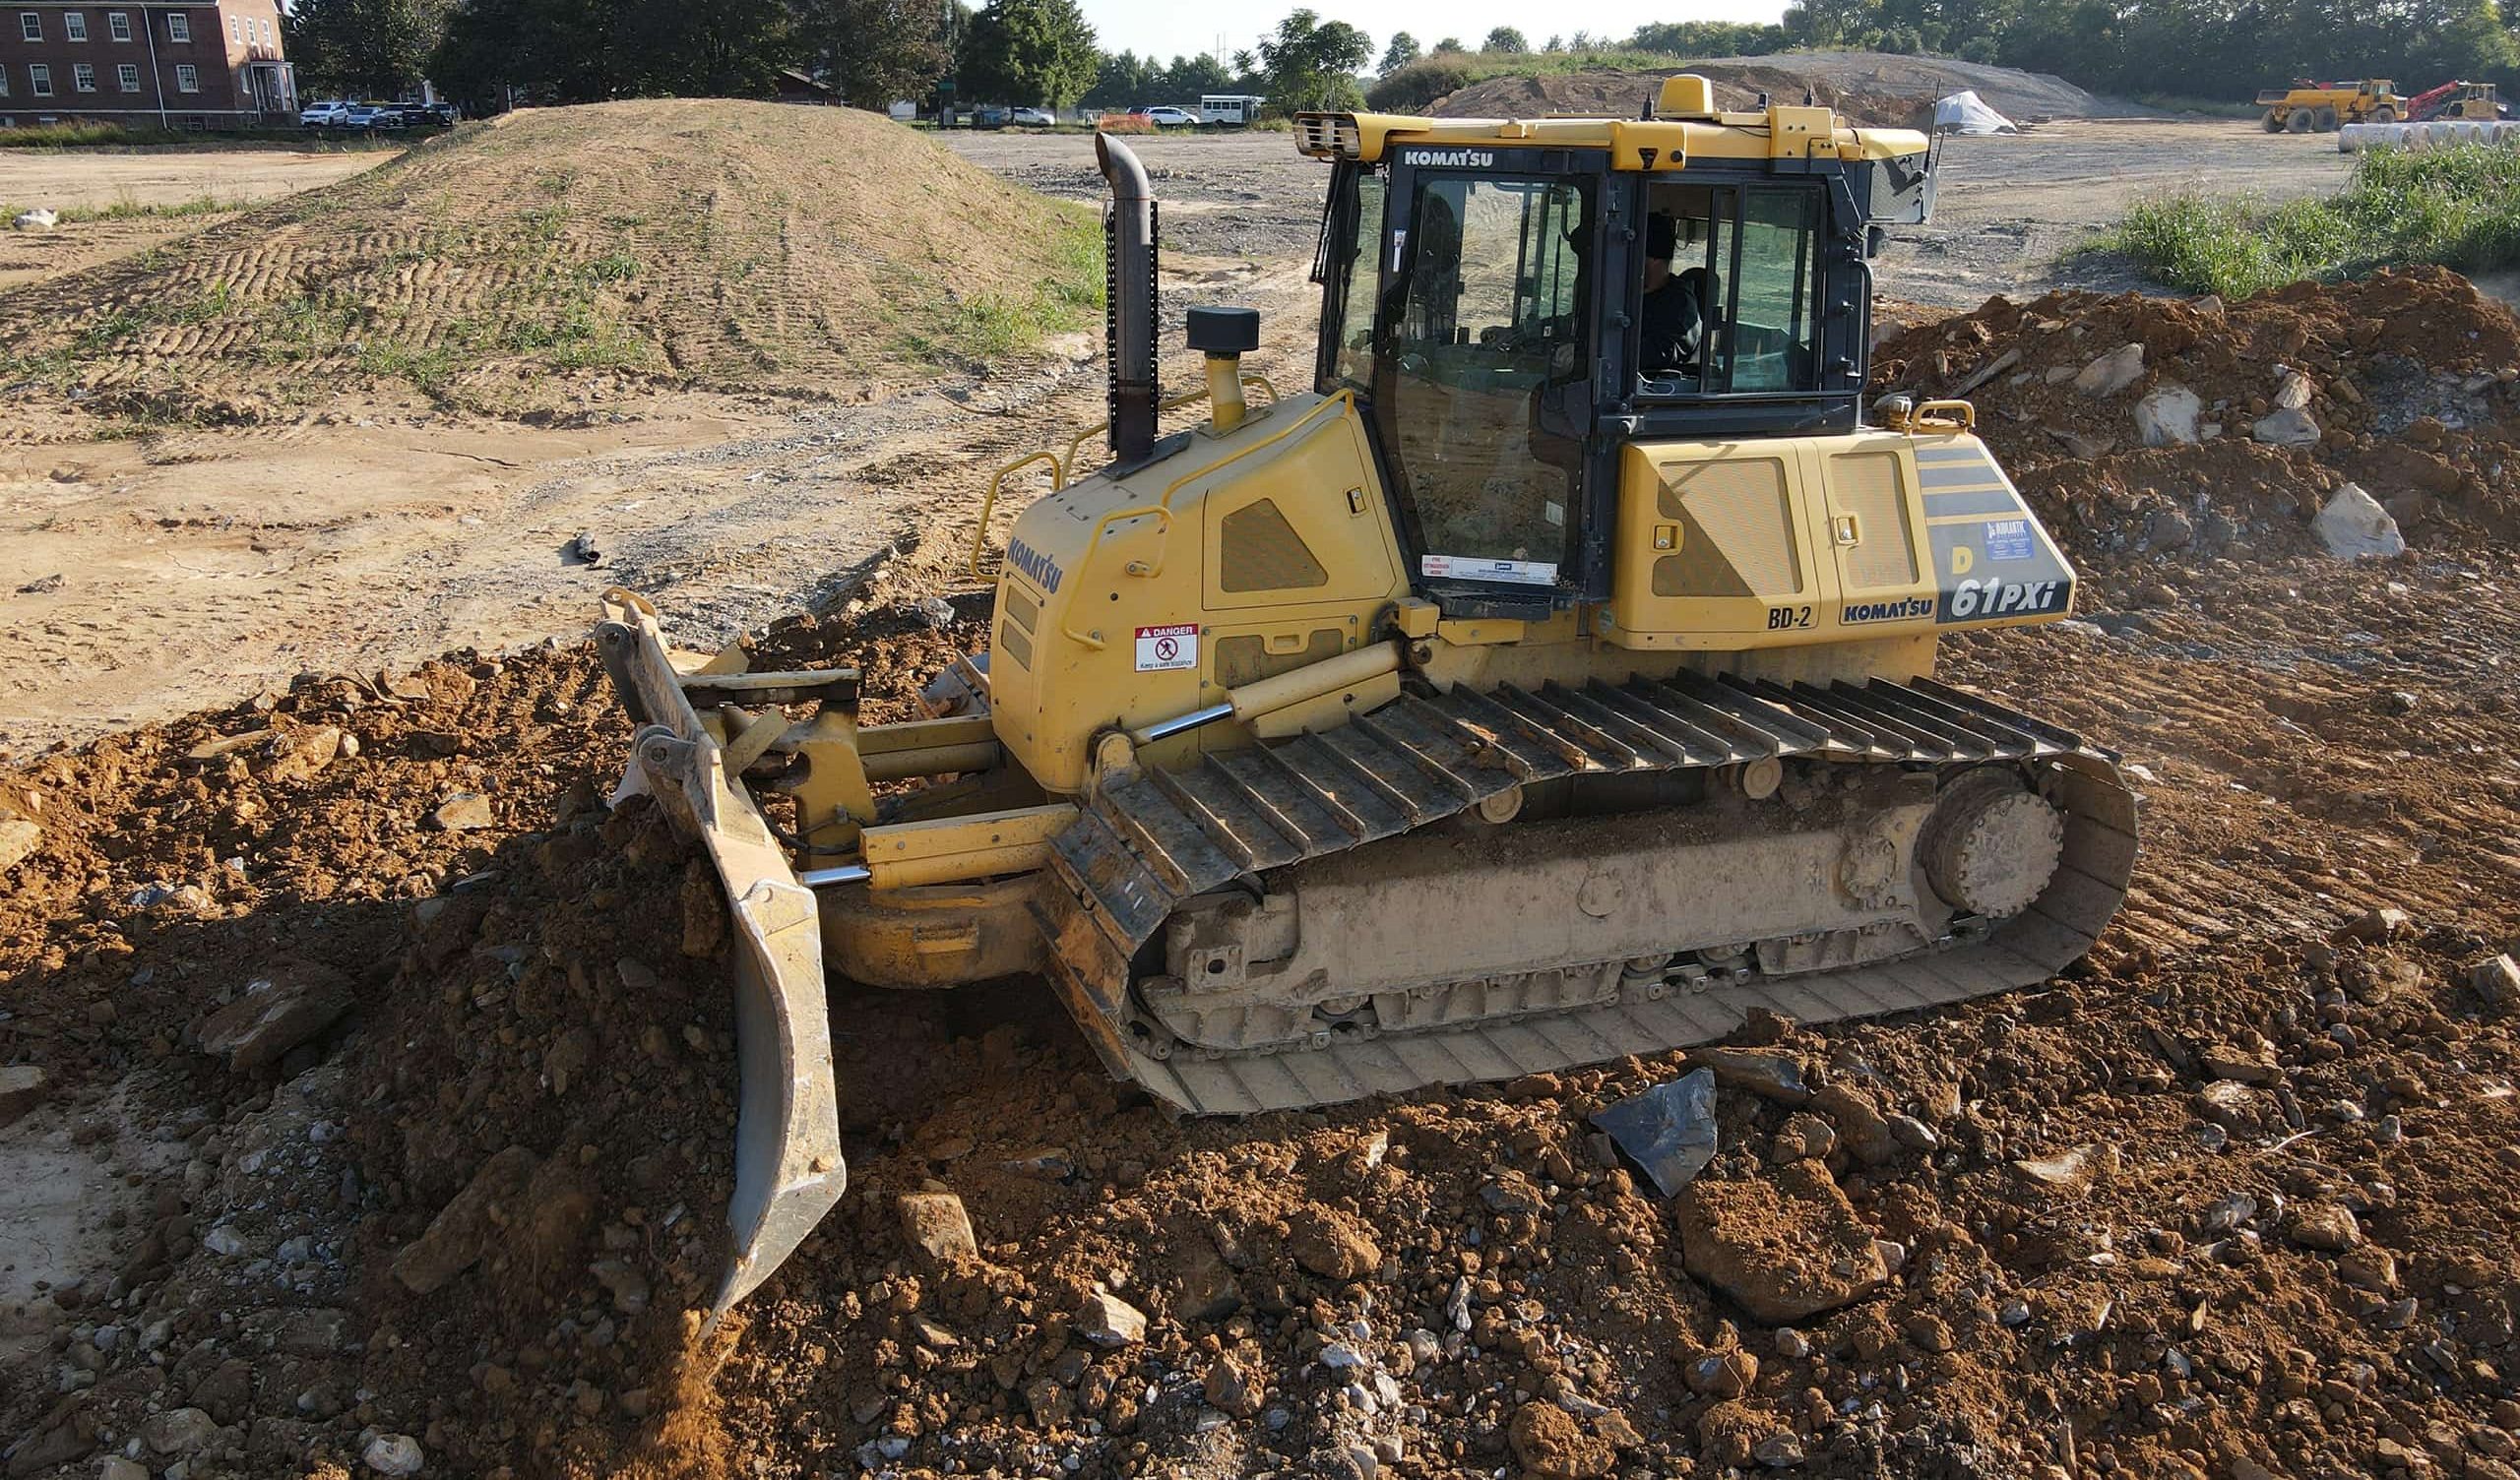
left=596, top=593, right=846, bottom=1312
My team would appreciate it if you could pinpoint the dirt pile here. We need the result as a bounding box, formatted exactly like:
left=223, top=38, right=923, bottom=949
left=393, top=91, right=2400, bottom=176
left=1874, top=266, right=2520, bottom=580
left=10, top=546, right=2520, bottom=1479
left=1435, top=52, right=2133, bottom=129
left=0, top=100, right=1097, bottom=425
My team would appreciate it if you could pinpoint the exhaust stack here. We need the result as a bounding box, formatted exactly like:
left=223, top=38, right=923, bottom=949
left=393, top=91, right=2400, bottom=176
left=1097, top=133, right=1159, bottom=465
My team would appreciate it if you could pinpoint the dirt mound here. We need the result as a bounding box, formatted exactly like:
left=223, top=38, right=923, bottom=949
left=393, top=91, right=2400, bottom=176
left=0, top=100, right=1097, bottom=425
left=1434, top=52, right=2134, bottom=129
left=1874, top=267, right=2520, bottom=575
left=10, top=545, right=2520, bottom=1478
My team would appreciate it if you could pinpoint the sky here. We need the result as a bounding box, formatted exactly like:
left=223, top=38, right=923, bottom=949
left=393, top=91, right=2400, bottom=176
left=1076, top=0, right=1794, bottom=71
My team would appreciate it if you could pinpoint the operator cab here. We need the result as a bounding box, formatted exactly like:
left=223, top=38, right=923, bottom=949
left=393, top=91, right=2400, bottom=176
left=1306, top=92, right=1929, bottom=618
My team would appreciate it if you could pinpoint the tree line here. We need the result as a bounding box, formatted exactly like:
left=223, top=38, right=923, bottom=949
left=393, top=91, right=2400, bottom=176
left=284, top=0, right=2520, bottom=119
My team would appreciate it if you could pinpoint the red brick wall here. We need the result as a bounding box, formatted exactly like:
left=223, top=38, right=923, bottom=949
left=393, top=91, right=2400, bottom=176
left=0, top=2, right=290, bottom=125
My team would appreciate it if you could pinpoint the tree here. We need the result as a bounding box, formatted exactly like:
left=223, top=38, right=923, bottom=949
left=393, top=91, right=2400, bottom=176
left=615, top=0, right=794, bottom=95
left=1481, top=27, right=1527, bottom=53
left=960, top=0, right=1099, bottom=106
left=1257, top=9, right=1370, bottom=112
left=1542, top=34, right=1563, bottom=51
left=285, top=0, right=454, bottom=96
left=1431, top=36, right=1463, bottom=54
left=798, top=0, right=951, bottom=107
left=1378, top=31, right=1420, bottom=74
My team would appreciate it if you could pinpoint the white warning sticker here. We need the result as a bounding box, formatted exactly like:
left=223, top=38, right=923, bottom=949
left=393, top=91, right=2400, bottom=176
left=1134, top=623, right=1198, bottom=672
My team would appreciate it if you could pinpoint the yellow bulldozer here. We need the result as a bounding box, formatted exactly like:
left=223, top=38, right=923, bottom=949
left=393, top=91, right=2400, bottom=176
left=597, top=75, right=2139, bottom=1308
left=2258, top=78, right=2405, bottom=132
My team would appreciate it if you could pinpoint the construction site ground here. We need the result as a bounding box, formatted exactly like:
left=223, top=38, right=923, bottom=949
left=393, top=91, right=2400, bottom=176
left=5, top=105, right=2519, bottom=1480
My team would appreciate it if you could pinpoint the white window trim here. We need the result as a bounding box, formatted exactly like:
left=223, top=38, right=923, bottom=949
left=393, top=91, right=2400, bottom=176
left=64, top=11, right=87, bottom=40
left=108, top=11, right=130, bottom=41
left=18, top=13, right=39, bottom=41
left=30, top=63, right=52, bottom=96
left=173, top=62, right=197, bottom=92
left=0, top=67, right=11, bottom=97
left=72, top=62, right=95, bottom=92
left=226, top=16, right=237, bottom=42
left=166, top=13, right=188, bottom=41
left=116, top=62, right=137, bottom=91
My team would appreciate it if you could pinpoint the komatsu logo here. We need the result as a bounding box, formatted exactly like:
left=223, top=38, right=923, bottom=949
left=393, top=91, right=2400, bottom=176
left=1841, top=596, right=1934, bottom=625
left=1006, top=536, right=1063, bottom=593
left=1403, top=149, right=1496, bottom=168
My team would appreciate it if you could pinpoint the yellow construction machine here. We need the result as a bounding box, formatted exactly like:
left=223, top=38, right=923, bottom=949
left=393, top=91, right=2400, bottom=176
left=2258, top=78, right=2405, bottom=132
left=597, top=75, right=2138, bottom=1308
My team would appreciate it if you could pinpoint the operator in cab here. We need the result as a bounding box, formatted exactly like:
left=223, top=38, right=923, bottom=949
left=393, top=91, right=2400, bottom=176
left=1639, top=213, right=1707, bottom=380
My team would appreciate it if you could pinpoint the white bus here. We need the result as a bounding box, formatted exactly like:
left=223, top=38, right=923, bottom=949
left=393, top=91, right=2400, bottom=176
left=1199, top=94, right=1268, bottom=127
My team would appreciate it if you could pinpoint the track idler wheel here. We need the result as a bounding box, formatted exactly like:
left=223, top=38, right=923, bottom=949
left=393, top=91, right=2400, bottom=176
left=1920, top=769, right=2064, bottom=920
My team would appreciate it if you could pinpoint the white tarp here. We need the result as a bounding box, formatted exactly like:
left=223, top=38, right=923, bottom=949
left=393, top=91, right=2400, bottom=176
left=1932, top=90, right=2016, bottom=135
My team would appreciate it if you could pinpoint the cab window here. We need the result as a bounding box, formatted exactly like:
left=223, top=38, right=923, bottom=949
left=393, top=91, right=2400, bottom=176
left=1637, top=182, right=1824, bottom=397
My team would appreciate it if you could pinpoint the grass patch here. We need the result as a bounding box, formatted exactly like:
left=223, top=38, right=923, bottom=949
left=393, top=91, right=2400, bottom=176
left=4, top=192, right=240, bottom=224
left=904, top=208, right=1103, bottom=363
left=2102, top=143, right=2520, bottom=299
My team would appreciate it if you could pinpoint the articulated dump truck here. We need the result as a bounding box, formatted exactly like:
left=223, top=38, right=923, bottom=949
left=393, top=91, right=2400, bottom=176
left=595, top=76, right=2140, bottom=1308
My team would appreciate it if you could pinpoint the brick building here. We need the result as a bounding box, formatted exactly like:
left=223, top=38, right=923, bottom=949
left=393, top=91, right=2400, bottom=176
left=0, top=1, right=294, bottom=129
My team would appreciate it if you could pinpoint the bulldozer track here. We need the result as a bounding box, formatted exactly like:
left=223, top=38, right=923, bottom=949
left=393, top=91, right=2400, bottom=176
left=1040, top=672, right=2138, bottom=1115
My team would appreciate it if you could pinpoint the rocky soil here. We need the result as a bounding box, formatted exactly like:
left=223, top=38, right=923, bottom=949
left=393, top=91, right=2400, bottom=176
left=4, top=277, right=2520, bottom=1480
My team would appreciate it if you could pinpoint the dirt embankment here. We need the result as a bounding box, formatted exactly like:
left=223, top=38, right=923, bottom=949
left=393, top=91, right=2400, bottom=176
left=0, top=100, right=1097, bottom=426
left=5, top=273, right=2520, bottom=1480
left=1876, top=266, right=2520, bottom=584
left=1435, top=51, right=2139, bottom=129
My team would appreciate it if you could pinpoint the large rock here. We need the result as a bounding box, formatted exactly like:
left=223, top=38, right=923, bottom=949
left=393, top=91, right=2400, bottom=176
left=0, top=814, right=38, bottom=873
left=1075, top=1289, right=1147, bottom=1346
left=1286, top=1206, right=1381, bottom=1281
left=390, top=1144, right=538, bottom=1294
left=428, top=792, right=496, bottom=831
left=362, top=1434, right=424, bottom=1476
left=1508, top=1402, right=1614, bottom=1480
left=2313, top=483, right=2405, bottom=559
left=2251, top=406, right=2321, bottom=447
left=1675, top=1161, right=1888, bottom=1324
left=12, top=208, right=56, bottom=231
left=896, top=1190, right=978, bottom=1267
left=142, top=1408, right=220, bottom=1456
left=1811, top=1083, right=1897, bottom=1166
left=0, top=1064, right=49, bottom=1128
left=195, top=960, right=354, bottom=1071
left=2073, top=342, right=2145, bottom=397
left=2134, top=384, right=2201, bottom=445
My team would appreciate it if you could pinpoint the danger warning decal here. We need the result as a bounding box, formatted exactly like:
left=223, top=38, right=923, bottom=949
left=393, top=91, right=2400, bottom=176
left=1134, top=624, right=1198, bottom=672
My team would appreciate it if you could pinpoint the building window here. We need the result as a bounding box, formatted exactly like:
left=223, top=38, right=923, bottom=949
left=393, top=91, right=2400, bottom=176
left=116, top=62, right=137, bottom=90
left=226, top=16, right=237, bottom=42
left=64, top=11, right=87, bottom=39
left=30, top=63, right=51, bottom=95
left=18, top=13, right=38, bottom=41
left=166, top=13, right=188, bottom=41
left=73, top=62, right=94, bottom=91
left=0, top=68, right=10, bottom=97
left=108, top=10, right=129, bottom=40
left=174, top=62, right=197, bottom=91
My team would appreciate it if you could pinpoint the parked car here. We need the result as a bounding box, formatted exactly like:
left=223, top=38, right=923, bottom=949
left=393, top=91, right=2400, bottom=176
left=343, top=103, right=404, bottom=130
left=385, top=101, right=457, bottom=128
left=299, top=100, right=352, bottom=129
left=970, top=103, right=1012, bottom=129
left=1011, top=106, right=1055, bottom=126
left=1140, top=105, right=1203, bottom=127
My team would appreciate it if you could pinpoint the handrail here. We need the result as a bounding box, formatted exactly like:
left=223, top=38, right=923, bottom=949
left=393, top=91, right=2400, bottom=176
left=1157, top=389, right=1354, bottom=512
left=969, top=450, right=1065, bottom=580
left=1913, top=398, right=1977, bottom=432
left=1060, top=373, right=1285, bottom=475
left=1055, top=504, right=1175, bottom=649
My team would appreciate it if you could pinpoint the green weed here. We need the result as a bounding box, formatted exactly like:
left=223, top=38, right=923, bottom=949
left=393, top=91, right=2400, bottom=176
left=2103, top=143, right=2520, bottom=298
